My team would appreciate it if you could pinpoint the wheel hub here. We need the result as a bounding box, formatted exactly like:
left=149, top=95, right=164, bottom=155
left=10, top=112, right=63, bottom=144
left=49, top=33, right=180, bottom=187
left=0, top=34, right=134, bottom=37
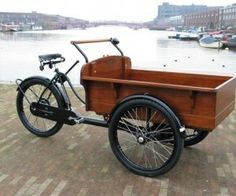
left=137, top=136, right=145, bottom=144
left=39, top=98, right=50, bottom=105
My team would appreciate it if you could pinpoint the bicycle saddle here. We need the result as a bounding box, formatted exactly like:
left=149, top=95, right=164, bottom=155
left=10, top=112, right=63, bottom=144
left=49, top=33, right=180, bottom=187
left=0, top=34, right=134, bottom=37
left=39, top=53, right=62, bottom=61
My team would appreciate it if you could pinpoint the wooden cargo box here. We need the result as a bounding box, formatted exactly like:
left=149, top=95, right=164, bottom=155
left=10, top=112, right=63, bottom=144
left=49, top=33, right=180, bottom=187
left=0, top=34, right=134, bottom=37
left=81, top=56, right=236, bottom=131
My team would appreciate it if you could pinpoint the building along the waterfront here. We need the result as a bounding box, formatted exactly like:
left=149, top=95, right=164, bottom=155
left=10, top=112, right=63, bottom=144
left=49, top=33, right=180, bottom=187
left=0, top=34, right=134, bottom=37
left=184, top=9, right=220, bottom=29
left=0, top=11, right=39, bottom=25
left=157, top=2, right=209, bottom=19
left=0, top=11, right=88, bottom=31
left=220, top=4, right=236, bottom=29
left=156, top=15, right=184, bottom=28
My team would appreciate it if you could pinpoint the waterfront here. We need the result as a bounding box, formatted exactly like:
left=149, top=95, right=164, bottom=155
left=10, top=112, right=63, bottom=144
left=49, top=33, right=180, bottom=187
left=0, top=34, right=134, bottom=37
left=1, top=26, right=236, bottom=195
left=0, top=26, right=236, bottom=84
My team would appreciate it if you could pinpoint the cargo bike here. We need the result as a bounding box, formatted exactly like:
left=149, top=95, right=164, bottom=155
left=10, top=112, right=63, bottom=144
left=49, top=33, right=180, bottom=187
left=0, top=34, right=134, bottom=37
left=16, top=38, right=236, bottom=177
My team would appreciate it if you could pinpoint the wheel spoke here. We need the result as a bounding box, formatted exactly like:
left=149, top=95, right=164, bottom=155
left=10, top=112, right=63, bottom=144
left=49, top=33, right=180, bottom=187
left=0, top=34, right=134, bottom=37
left=151, top=142, right=160, bottom=167
left=121, top=144, right=137, bottom=152
left=120, top=118, right=139, bottom=131
left=119, top=137, right=137, bottom=145
left=147, top=111, right=157, bottom=128
left=158, top=138, right=175, bottom=143
left=27, top=112, right=32, bottom=122
left=143, top=145, right=148, bottom=168
left=36, top=117, right=40, bottom=129
left=33, top=117, right=37, bottom=127
left=148, top=137, right=173, bottom=154
left=126, top=111, right=143, bottom=133
left=147, top=127, right=172, bottom=135
left=42, top=119, right=47, bottom=130
left=153, top=118, right=167, bottom=133
left=131, top=108, right=147, bottom=132
left=28, top=87, right=39, bottom=100
left=145, top=144, right=169, bottom=163
left=118, top=119, right=137, bottom=140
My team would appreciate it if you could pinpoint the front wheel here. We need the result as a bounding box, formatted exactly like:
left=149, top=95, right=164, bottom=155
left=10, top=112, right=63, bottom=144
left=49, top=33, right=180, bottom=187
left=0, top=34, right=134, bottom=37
left=16, top=78, right=65, bottom=137
left=109, top=98, right=184, bottom=177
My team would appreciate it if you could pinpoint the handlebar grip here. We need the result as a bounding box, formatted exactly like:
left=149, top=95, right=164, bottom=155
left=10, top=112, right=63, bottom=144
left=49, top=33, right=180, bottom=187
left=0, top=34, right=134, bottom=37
left=71, top=38, right=111, bottom=44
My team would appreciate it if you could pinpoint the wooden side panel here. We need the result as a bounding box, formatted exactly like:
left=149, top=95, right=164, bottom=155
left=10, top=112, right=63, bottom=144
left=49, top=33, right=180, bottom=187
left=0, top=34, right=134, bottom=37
left=130, top=69, right=230, bottom=88
left=118, top=85, right=217, bottom=130
left=84, top=80, right=217, bottom=130
left=80, top=56, right=131, bottom=79
left=215, top=77, right=236, bottom=127
left=87, top=82, right=117, bottom=114
left=81, top=56, right=131, bottom=111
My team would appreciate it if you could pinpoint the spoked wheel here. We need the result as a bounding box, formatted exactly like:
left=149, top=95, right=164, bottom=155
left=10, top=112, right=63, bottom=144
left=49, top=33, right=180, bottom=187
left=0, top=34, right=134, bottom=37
left=109, top=98, right=184, bottom=177
left=16, top=78, right=64, bottom=137
left=184, top=129, right=209, bottom=147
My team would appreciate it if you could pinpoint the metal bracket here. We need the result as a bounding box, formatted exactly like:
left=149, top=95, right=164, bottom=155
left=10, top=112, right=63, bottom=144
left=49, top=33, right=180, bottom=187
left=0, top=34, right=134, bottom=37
left=15, top=79, right=31, bottom=104
left=179, top=126, right=186, bottom=133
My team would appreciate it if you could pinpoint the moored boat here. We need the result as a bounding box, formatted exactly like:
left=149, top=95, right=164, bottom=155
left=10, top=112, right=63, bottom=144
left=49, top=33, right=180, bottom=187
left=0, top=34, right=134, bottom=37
left=179, top=32, right=198, bottom=41
left=209, top=31, right=224, bottom=39
left=179, top=33, right=189, bottom=40
left=0, top=24, right=19, bottom=32
left=222, top=37, right=236, bottom=49
left=169, top=32, right=198, bottom=40
left=168, top=32, right=181, bottom=39
left=199, top=37, right=223, bottom=49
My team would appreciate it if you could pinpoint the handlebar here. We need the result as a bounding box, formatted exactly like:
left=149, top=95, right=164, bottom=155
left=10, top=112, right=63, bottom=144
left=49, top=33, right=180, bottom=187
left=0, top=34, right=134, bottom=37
left=70, top=37, right=123, bottom=63
left=71, top=38, right=111, bottom=45
left=71, top=38, right=120, bottom=45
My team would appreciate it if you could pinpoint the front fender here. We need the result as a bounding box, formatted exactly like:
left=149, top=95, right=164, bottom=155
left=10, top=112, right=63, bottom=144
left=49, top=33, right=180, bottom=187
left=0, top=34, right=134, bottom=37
left=110, top=94, right=185, bottom=137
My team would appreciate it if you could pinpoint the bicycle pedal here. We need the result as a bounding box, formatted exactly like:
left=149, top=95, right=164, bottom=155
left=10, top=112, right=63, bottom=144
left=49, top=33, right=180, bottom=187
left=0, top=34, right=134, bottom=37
left=68, top=116, right=84, bottom=124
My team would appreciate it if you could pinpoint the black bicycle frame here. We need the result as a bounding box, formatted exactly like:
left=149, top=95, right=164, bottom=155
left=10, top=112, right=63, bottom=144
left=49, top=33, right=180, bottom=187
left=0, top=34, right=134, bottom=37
left=19, top=38, right=125, bottom=128
left=37, top=37, right=124, bottom=106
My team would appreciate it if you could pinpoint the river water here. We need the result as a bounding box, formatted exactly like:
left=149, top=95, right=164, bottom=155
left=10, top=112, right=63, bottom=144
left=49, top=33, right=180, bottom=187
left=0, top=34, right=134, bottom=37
left=0, top=26, right=236, bottom=84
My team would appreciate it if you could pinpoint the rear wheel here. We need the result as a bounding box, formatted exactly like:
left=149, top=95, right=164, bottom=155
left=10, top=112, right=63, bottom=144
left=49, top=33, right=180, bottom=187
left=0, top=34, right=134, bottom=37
left=109, top=98, right=184, bottom=177
left=184, top=129, right=209, bottom=147
left=16, top=78, right=64, bottom=137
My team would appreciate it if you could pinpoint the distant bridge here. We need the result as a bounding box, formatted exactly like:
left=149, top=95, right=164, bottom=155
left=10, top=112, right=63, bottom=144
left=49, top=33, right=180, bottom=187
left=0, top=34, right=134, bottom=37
left=88, top=21, right=146, bottom=29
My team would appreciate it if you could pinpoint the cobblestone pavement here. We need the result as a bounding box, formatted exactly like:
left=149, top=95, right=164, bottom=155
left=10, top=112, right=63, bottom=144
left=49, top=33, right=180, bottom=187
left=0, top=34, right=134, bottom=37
left=0, top=84, right=236, bottom=196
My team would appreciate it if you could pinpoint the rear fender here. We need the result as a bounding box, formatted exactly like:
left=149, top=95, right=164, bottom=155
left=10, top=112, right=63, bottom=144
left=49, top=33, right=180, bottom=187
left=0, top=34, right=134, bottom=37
left=16, top=76, right=49, bottom=91
left=16, top=76, right=69, bottom=109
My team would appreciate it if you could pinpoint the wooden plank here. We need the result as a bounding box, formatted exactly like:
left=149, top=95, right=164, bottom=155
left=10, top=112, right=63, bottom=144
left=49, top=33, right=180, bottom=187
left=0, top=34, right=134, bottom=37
left=130, top=69, right=230, bottom=88
left=82, top=76, right=217, bottom=92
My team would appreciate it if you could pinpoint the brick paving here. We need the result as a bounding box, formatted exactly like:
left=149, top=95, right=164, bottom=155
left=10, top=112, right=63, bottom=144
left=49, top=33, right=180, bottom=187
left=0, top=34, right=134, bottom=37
left=0, top=83, right=236, bottom=195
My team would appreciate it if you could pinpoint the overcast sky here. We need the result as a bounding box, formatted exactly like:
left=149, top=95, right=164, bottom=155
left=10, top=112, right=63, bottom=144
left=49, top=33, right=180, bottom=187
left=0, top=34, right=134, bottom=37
left=0, top=0, right=236, bottom=22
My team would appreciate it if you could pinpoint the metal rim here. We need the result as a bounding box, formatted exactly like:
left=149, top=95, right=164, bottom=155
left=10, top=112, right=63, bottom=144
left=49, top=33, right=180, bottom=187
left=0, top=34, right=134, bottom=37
left=114, top=104, right=176, bottom=170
